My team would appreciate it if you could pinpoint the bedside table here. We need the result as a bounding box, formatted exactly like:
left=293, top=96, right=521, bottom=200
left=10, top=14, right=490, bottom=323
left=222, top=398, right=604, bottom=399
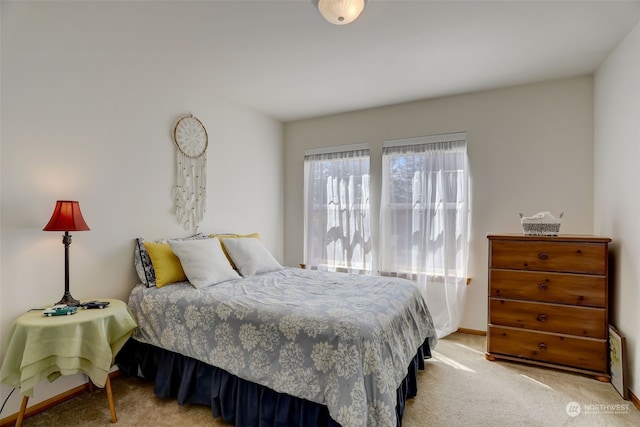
left=0, top=298, right=137, bottom=425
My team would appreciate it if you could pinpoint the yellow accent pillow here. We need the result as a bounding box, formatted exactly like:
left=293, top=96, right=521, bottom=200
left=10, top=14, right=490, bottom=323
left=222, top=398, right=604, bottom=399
left=209, top=233, right=260, bottom=269
left=143, top=241, right=186, bottom=287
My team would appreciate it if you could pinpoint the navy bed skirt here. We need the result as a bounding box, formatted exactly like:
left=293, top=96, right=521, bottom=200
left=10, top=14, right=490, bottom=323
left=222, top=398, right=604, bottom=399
left=116, top=339, right=431, bottom=426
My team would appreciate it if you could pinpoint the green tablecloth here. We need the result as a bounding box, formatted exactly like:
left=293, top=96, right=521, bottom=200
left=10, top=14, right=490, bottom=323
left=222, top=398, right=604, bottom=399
left=0, top=298, right=137, bottom=397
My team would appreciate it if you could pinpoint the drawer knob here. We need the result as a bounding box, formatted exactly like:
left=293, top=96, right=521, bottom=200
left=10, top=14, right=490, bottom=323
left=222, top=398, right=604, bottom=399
left=538, top=343, right=547, bottom=351
left=537, top=314, right=548, bottom=322
left=538, top=252, right=548, bottom=260
left=538, top=283, right=548, bottom=291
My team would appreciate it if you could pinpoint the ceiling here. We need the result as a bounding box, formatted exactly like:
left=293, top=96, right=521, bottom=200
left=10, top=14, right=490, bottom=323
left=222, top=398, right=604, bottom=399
left=170, top=0, right=640, bottom=122
left=19, top=0, right=640, bottom=122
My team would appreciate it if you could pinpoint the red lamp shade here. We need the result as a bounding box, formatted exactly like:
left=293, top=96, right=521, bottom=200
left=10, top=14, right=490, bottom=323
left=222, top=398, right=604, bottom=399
left=43, top=200, right=90, bottom=232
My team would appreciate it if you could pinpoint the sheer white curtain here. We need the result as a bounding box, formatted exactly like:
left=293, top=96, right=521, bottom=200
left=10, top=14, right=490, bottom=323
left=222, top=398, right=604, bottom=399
left=379, top=133, right=470, bottom=338
left=304, top=145, right=372, bottom=274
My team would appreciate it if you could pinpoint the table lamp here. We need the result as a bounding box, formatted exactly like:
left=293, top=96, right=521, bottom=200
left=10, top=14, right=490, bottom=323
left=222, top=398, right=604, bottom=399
left=43, top=200, right=90, bottom=306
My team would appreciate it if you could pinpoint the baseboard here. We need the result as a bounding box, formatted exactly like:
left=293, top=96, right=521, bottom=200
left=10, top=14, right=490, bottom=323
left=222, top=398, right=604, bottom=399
left=0, top=371, right=121, bottom=427
left=630, top=389, right=640, bottom=411
left=456, top=327, right=487, bottom=336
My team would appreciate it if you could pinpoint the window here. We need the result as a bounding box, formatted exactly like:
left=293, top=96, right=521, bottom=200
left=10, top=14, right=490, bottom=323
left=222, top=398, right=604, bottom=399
left=304, top=144, right=372, bottom=274
left=380, top=133, right=470, bottom=337
left=302, top=134, right=470, bottom=338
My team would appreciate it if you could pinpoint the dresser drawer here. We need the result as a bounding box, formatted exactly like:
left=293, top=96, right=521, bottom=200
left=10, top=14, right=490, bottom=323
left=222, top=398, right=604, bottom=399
left=489, top=269, right=606, bottom=307
left=488, top=326, right=607, bottom=372
left=489, top=299, right=606, bottom=338
left=490, top=240, right=607, bottom=275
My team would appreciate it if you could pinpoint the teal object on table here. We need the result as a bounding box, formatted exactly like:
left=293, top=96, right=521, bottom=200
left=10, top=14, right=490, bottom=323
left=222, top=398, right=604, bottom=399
left=0, top=298, right=137, bottom=397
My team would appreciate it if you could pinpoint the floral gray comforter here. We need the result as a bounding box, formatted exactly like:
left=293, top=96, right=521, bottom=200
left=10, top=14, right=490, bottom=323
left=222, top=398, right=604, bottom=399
left=128, top=268, right=436, bottom=427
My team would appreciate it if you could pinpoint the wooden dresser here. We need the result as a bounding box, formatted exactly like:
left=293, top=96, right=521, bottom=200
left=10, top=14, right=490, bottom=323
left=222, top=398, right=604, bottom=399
left=486, top=234, right=611, bottom=381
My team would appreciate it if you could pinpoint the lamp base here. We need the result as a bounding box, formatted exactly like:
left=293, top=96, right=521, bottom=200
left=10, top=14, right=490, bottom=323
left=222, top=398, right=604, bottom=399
left=56, top=292, right=80, bottom=307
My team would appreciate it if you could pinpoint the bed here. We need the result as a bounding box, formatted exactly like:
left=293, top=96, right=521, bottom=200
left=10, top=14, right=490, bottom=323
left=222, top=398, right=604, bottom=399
left=116, top=235, right=437, bottom=427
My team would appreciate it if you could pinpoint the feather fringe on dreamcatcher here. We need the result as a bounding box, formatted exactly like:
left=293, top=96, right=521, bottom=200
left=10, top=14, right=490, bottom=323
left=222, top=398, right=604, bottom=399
left=173, top=114, right=208, bottom=232
left=174, top=152, right=207, bottom=232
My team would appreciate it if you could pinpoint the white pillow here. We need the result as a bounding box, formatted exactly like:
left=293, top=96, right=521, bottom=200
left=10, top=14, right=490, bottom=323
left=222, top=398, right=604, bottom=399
left=220, top=237, right=283, bottom=277
left=169, top=238, right=241, bottom=288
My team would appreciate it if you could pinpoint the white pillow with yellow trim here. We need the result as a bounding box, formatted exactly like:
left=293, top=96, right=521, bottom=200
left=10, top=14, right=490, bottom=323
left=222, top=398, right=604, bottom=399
left=210, top=233, right=260, bottom=269
left=169, top=238, right=241, bottom=288
left=219, top=237, right=282, bottom=277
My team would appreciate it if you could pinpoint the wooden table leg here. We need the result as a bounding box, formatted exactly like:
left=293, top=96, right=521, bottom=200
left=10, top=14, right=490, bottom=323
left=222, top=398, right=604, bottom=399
left=15, top=395, right=28, bottom=427
left=105, top=376, right=117, bottom=423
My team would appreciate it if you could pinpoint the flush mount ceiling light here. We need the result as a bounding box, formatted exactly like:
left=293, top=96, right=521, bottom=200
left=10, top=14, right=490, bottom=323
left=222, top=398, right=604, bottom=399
left=313, top=0, right=367, bottom=25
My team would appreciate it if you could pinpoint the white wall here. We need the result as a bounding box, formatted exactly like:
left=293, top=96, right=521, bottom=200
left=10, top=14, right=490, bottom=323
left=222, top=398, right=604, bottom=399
left=594, top=20, right=640, bottom=399
left=0, top=2, right=283, bottom=416
left=284, top=76, right=595, bottom=333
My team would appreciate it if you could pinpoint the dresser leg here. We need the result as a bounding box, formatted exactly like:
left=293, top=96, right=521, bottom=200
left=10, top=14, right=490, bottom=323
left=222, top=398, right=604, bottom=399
left=485, top=353, right=497, bottom=361
left=594, top=375, right=611, bottom=383
left=15, top=395, right=28, bottom=427
left=105, top=376, right=117, bottom=423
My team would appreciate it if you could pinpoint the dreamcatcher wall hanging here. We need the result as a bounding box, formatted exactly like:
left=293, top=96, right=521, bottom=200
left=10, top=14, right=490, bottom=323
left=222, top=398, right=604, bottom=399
left=173, top=114, right=208, bottom=232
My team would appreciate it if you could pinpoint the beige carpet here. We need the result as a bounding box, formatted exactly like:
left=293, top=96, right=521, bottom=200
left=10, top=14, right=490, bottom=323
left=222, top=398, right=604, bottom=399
left=18, top=333, right=640, bottom=426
